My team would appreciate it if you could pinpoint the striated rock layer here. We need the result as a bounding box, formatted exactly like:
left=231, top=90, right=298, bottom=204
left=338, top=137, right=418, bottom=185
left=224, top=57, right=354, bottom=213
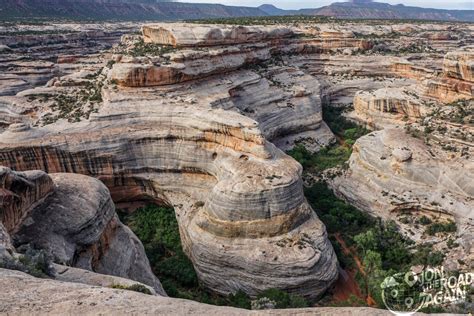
left=353, top=87, right=429, bottom=128
left=142, top=24, right=295, bottom=47
left=0, top=91, right=338, bottom=297
left=331, top=128, right=473, bottom=269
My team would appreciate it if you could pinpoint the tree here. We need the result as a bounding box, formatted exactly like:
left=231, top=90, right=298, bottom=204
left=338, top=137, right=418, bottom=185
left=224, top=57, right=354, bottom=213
left=354, top=229, right=377, bottom=255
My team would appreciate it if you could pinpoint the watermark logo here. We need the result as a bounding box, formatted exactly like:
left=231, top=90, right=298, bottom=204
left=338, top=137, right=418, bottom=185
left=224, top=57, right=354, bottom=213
left=381, top=267, right=473, bottom=315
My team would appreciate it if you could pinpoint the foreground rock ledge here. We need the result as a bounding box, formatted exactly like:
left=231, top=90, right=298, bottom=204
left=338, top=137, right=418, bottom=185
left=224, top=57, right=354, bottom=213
left=0, top=268, right=421, bottom=315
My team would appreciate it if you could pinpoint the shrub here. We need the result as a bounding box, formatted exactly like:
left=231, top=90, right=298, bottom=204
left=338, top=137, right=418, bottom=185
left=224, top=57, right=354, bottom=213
left=228, top=290, right=251, bottom=309
left=256, top=289, right=308, bottom=309
left=0, top=246, right=54, bottom=278
left=426, top=220, right=456, bottom=235
left=111, top=283, right=152, bottom=295
left=417, top=215, right=432, bottom=225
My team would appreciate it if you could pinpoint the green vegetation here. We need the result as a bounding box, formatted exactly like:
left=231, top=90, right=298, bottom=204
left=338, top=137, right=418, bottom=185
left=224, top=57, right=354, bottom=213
left=288, top=144, right=351, bottom=173
left=255, top=289, right=308, bottom=308
left=111, top=283, right=152, bottom=295
left=287, top=104, right=369, bottom=175
left=0, top=246, right=53, bottom=278
left=119, top=205, right=199, bottom=298
left=0, top=30, right=79, bottom=36
left=186, top=15, right=334, bottom=26
left=323, top=105, right=370, bottom=143
left=426, top=220, right=456, bottom=236
left=185, top=15, right=456, bottom=26
left=126, top=38, right=177, bottom=58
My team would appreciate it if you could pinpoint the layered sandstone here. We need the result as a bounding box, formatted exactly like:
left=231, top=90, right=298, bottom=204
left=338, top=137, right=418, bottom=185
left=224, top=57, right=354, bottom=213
left=390, top=60, right=435, bottom=80
left=0, top=23, right=341, bottom=296
left=142, top=24, right=294, bottom=47
left=443, top=49, right=474, bottom=82
left=352, top=87, right=429, bottom=128
left=331, top=128, right=473, bottom=270
left=0, top=84, right=338, bottom=297
left=110, top=44, right=272, bottom=87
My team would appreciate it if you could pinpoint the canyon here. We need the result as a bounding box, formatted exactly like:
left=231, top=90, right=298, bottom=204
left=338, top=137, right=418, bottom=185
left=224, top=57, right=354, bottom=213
left=0, top=17, right=472, bottom=314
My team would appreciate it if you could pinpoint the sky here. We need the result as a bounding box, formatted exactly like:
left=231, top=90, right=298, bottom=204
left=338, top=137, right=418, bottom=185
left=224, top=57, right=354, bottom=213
left=180, top=0, right=474, bottom=10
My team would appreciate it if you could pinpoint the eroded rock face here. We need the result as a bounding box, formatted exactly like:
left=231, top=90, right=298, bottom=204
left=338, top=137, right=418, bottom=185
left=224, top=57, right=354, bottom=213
left=443, top=49, right=474, bottom=82
left=353, top=87, right=428, bottom=128
left=0, top=167, right=53, bottom=232
left=142, top=24, right=294, bottom=47
left=331, top=128, right=473, bottom=269
left=110, top=44, right=272, bottom=87
left=0, top=167, right=165, bottom=295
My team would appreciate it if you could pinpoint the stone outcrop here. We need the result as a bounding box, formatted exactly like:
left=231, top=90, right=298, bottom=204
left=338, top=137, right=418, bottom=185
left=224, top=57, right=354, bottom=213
left=443, top=49, right=474, bottom=82
left=391, top=60, right=435, bottom=80
left=52, top=264, right=157, bottom=295
left=0, top=167, right=165, bottom=295
left=110, top=44, right=272, bottom=87
left=352, top=87, right=428, bottom=128
left=331, top=128, right=473, bottom=270
left=424, top=78, right=473, bottom=103
left=142, top=24, right=294, bottom=47
left=0, top=167, right=53, bottom=232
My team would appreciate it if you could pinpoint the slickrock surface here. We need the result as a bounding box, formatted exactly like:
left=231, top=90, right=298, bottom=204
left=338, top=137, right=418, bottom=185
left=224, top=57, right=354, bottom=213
left=52, top=264, right=158, bottom=295
left=0, top=167, right=165, bottom=295
left=0, top=268, right=428, bottom=316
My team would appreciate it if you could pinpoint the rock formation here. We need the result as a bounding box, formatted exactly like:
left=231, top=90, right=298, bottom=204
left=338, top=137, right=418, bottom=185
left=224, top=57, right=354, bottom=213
left=353, top=87, right=428, bottom=128
left=1, top=18, right=473, bottom=312
left=0, top=167, right=165, bottom=295
left=0, top=23, right=344, bottom=299
left=142, top=24, right=295, bottom=47
left=331, top=128, right=473, bottom=269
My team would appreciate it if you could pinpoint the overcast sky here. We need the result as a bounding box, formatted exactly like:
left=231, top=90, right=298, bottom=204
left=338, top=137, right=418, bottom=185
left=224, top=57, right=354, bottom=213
left=180, top=0, right=474, bottom=10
